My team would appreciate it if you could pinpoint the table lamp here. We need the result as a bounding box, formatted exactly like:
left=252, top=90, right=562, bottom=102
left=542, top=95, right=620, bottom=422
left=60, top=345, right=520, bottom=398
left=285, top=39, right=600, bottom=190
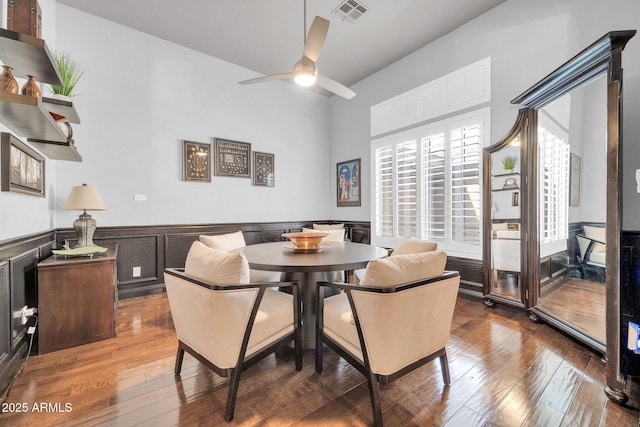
left=63, top=183, right=106, bottom=247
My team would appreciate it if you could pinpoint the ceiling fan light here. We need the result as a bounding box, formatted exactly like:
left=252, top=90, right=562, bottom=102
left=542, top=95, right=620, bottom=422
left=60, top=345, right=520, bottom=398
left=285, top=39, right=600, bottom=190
left=294, top=72, right=317, bottom=87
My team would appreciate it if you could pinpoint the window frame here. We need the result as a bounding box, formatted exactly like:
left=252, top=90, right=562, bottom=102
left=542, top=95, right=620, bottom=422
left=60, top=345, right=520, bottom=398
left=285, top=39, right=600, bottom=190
left=370, top=108, right=490, bottom=259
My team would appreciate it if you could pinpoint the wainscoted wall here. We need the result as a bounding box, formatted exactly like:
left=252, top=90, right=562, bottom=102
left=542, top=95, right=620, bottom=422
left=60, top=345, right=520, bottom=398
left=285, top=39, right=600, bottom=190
left=0, top=231, right=55, bottom=401
left=55, top=220, right=375, bottom=299
left=3, top=221, right=482, bottom=302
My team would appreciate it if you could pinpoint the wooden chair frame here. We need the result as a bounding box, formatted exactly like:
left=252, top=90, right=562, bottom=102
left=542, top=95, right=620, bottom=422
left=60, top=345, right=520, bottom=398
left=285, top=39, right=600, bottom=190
left=315, top=271, right=459, bottom=427
left=164, top=268, right=302, bottom=422
left=576, top=234, right=606, bottom=282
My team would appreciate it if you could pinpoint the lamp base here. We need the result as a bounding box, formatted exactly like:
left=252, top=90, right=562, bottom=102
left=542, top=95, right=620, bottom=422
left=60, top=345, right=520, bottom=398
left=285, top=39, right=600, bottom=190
left=73, top=212, right=97, bottom=247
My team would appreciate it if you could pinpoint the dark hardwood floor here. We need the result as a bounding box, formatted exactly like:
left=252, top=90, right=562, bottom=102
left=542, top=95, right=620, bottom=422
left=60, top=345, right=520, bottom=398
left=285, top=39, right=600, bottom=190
left=1, top=292, right=637, bottom=426
left=539, top=278, right=606, bottom=341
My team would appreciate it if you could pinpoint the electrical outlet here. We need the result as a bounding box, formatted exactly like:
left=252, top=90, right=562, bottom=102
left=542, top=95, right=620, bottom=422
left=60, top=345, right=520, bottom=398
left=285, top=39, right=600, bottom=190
left=132, top=266, right=141, bottom=277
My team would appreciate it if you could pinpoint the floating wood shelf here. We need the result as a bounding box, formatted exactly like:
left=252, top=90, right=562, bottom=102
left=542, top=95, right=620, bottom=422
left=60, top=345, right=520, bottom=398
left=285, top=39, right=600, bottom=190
left=27, top=138, right=81, bottom=162
left=0, top=91, right=67, bottom=142
left=0, top=28, right=62, bottom=85
left=0, top=28, right=82, bottom=160
left=42, top=97, right=80, bottom=124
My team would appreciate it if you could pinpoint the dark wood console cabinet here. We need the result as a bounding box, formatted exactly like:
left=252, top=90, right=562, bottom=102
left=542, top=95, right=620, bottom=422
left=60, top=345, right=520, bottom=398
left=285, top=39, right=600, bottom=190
left=37, top=246, right=117, bottom=354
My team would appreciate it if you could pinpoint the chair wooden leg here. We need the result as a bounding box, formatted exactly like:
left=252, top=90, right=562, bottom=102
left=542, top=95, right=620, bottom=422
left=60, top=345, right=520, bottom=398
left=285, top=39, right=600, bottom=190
left=439, top=349, right=451, bottom=385
left=224, top=367, right=242, bottom=422
left=174, top=346, right=185, bottom=375
left=295, top=328, right=303, bottom=372
left=315, top=335, right=323, bottom=374
left=366, top=370, right=383, bottom=427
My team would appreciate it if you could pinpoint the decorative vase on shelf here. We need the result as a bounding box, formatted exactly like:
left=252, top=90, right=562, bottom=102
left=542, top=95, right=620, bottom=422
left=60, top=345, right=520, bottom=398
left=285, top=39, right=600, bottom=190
left=21, top=75, right=42, bottom=99
left=0, top=65, right=19, bottom=94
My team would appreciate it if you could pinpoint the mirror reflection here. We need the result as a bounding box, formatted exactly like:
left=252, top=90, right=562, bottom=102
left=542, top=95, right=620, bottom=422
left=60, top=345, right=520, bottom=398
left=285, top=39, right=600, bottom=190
left=489, top=138, right=521, bottom=301
left=535, top=73, right=607, bottom=343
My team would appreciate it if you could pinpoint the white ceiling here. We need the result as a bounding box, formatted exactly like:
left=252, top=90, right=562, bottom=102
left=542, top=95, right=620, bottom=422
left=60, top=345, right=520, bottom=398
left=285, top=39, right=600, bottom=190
left=57, top=0, right=506, bottom=95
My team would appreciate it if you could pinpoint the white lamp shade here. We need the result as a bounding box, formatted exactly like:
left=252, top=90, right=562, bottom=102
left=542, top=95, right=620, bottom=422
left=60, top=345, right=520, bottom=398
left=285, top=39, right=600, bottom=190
left=64, top=184, right=106, bottom=211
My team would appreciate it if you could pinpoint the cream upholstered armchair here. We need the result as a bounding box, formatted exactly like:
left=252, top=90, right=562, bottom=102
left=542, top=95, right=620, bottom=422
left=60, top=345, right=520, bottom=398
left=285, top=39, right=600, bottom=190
left=164, top=241, right=302, bottom=422
left=353, top=238, right=437, bottom=284
left=199, top=230, right=282, bottom=283
left=316, top=251, right=460, bottom=426
left=576, top=224, right=606, bottom=281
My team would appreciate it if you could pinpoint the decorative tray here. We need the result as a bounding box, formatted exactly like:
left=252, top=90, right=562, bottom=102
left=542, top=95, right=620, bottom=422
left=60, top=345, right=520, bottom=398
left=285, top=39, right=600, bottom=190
left=282, top=243, right=326, bottom=254
left=52, top=245, right=108, bottom=257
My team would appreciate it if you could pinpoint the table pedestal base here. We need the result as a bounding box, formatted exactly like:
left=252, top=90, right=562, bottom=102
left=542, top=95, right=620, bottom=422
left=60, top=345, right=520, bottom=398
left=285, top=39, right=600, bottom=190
left=284, top=271, right=339, bottom=349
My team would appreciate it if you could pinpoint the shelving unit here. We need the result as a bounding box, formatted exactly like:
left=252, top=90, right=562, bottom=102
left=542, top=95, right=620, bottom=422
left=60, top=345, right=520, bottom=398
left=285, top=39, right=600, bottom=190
left=0, top=28, right=81, bottom=161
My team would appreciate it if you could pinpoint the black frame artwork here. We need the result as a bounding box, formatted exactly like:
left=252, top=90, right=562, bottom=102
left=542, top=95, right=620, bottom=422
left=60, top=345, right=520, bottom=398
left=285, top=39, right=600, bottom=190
left=182, top=140, right=211, bottom=182
left=253, top=151, right=275, bottom=187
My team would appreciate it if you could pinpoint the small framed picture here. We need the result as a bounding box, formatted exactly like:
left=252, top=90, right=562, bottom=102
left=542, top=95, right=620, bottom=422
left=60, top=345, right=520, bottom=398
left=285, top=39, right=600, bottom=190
left=253, top=152, right=275, bottom=187
left=1, top=132, right=45, bottom=197
left=214, top=138, right=251, bottom=178
left=182, top=140, right=211, bottom=182
left=337, top=158, right=361, bottom=207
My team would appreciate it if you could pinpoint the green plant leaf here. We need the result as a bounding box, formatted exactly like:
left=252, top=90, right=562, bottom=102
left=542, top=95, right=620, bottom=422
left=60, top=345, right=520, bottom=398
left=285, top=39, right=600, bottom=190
left=501, top=156, right=516, bottom=170
left=50, top=52, right=85, bottom=97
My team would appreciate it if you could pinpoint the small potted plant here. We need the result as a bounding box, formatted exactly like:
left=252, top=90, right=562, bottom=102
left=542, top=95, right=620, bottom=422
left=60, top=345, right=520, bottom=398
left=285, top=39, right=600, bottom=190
left=501, top=156, right=516, bottom=173
left=50, top=52, right=85, bottom=101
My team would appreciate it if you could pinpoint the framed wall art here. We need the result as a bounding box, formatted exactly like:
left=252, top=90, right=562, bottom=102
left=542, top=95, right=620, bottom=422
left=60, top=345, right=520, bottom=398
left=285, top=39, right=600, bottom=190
left=253, top=151, right=275, bottom=187
left=214, top=138, right=251, bottom=178
left=182, top=140, right=211, bottom=182
left=337, top=158, right=361, bottom=207
left=1, top=132, right=45, bottom=197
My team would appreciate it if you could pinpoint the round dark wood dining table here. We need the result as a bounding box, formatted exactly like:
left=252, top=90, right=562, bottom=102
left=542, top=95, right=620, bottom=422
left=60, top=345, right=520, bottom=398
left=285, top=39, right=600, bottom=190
left=235, top=241, right=388, bottom=348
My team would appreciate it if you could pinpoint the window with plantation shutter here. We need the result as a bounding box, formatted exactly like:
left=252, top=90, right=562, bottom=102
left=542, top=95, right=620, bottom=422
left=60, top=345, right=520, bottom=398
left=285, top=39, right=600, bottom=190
left=371, top=108, right=489, bottom=258
left=374, top=146, right=394, bottom=238
left=538, top=111, right=569, bottom=256
left=397, top=140, right=417, bottom=238
left=421, top=132, right=446, bottom=242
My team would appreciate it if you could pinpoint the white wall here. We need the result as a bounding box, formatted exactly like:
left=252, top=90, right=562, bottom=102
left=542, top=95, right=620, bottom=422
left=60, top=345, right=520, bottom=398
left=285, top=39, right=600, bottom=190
left=2, top=0, right=640, bottom=242
left=569, top=76, right=607, bottom=223
left=328, top=0, right=640, bottom=230
left=0, top=0, right=58, bottom=241
left=51, top=5, right=332, bottom=230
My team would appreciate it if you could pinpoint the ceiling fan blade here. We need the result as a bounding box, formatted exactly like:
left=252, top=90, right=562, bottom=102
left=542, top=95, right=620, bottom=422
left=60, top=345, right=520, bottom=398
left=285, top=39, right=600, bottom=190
left=239, top=72, right=293, bottom=85
left=303, top=16, right=329, bottom=62
left=316, top=75, right=356, bottom=99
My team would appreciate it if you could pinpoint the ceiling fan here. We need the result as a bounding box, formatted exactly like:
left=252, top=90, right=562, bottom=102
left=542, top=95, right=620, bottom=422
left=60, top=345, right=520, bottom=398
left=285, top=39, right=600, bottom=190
left=238, top=1, right=356, bottom=100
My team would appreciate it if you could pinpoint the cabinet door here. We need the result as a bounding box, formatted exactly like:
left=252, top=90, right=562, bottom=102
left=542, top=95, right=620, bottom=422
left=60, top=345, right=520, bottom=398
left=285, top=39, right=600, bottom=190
left=38, top=258, right=116, bottom=354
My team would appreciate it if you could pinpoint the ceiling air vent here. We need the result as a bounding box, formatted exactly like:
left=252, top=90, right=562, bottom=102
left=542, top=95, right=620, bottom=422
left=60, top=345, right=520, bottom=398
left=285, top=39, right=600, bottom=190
left=332, top=0, right=368, bottom=23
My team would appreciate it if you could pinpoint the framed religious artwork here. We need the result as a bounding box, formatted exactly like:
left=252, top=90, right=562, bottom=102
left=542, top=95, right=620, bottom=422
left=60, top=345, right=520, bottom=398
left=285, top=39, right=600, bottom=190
left=182, top=140, right=211, bottom=182
left=214, top=138, right=251, bottom=178
left=1, top=132, right=45, bottom=197
left=337, top=158, right=361, bottom=207
left=253, top=151, right=275, bottom=187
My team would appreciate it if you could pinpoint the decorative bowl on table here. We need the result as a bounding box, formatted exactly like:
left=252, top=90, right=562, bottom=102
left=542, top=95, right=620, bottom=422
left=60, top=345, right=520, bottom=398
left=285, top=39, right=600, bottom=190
left=282, top=231, right=329, bottom=253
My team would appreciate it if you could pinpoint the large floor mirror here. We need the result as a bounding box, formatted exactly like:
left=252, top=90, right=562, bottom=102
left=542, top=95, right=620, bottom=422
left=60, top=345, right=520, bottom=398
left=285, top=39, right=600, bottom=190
left=483, top=30, right=636, bottom=403
left=533, top=74, right=607, bottom=349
